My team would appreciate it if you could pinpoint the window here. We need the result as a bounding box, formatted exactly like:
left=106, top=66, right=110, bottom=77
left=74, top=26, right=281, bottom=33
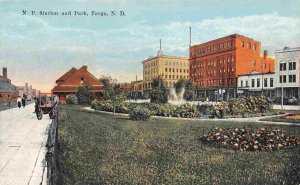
left=227, top=41, right=231, bottom=47
left=252, top=60, right=256, bottom=66
left=169, top=68, right=171, bottom=72
left=254, top=44, right=256, bottom=50
left=252, top=79, right=255, bottom=87
left=280, top=63, right=287, bottom=71
left=264, top=78, right=268, bottom=87
left=187, top=69, right=189, bottom=73
left=241, top=80, right=243, bottom=87
left=173, top=75, right=175, bottom=79
left=280, top=75, right=287, bottom=83
left=289, top=75, right=296, bottom=82
left=241, top=41, right=244, bottom=47
left=289, top=62, right=296, bottom=70
left=165, top=68, right=167, bottom=72
left=183, top=69, right=186, bottom=73
left=257, top=79, right=260, bottom=87
left=270, top=78, right=273, bottom=87
left=247, top=42, right=251, bottom=49
left=219, top=43, right=222, bottom=49
left=169, top=75, right=171, bottom=79
left=172, top=68, right=175, bottom=72
left=246, top=80, right=248, bottom=87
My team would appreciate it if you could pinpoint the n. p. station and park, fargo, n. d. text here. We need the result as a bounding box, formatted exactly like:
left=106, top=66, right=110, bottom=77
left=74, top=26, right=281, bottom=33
left=22, top=10, right=126, bottom=16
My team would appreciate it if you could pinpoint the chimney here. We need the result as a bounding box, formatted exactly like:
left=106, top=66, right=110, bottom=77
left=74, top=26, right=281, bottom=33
left=263, top=50, right=268, bottom=59
left=3, top=68, right=7, bottom=79
left=82, top=65, right=88, bottom=71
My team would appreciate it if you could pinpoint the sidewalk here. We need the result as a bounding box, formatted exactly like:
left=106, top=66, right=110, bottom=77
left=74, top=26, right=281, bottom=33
left=0, top=103, right=51, bottom=185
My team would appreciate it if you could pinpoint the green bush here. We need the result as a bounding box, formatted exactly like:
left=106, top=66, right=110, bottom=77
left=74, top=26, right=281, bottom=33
left=66, top=94, right=78, bottom=105
left=76, top=85, right=93, bottom=105
left=129, top=106, right=152, bottom=121
left=213, top=96, right=272, bottom=118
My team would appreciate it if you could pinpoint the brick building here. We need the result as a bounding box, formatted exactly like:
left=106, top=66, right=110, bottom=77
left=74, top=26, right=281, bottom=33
left=0, top=67, right=19, bottom=103
left=51, top=65, right=103, bottom=103
left=189, top=34, right=275, bottom=100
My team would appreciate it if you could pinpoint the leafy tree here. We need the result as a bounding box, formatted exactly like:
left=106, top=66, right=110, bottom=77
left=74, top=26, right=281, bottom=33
left=174, top=79, right=196, bottom=101
left=150, top=77, right=168, bottom=103
left=76, top=85, right=93, bottom=105
left=99, top=76, right=126, bottom=114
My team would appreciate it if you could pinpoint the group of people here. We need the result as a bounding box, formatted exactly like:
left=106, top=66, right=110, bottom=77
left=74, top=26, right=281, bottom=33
left=17, top=96, right=26, bottom=108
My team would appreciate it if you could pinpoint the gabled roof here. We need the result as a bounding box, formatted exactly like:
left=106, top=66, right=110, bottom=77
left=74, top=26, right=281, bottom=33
left=56, top=67, right=77, bottom=83
left=52, top=65, right=103, bottom=93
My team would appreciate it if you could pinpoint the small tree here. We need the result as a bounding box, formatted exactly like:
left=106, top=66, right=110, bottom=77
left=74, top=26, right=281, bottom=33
left=150, top=77, right=168, bottom=103
left=99, top=77, right=126, bottom=114
left=174, top=79, right=196, bottom=101
left=76, top=85, right=93, bottom=105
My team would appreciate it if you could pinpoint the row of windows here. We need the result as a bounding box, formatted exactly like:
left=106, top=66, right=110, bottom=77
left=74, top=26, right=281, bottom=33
left=191, top=68, right=234, bottom=77
left=240, top=78, right=274, bottom=88
left=165, top=61, right=189, bottom=66
left=191, top=57, right=234, bottom=68
left=164, top=75, right=188, bottom=79
left=279, top=75, right=297, bottom=83
left=198, top=41, right=233, bottom=55
left=196, top=78, right=234, bottom=86
left=144, top=68, right=158, bottom=75
left=241, top=41, right=257, bottom=50
left=144, top=61, right=158, bottom=69
left=144, top=61, right=189, bottom=69
left=164, top=68, right=189, bottom=73
left=279, top=62, right=296, bottom=71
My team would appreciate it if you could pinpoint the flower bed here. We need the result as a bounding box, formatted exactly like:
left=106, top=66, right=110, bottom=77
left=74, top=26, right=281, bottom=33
left=200, top=127, right=300, bottom=152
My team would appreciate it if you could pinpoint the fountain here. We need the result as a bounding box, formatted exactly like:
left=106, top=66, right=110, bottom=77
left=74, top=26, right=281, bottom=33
left=168, top=87, right=187, bottom=105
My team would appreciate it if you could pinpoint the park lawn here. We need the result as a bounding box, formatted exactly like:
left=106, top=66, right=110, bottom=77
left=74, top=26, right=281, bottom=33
left=57, top=105, right=300, bottom=185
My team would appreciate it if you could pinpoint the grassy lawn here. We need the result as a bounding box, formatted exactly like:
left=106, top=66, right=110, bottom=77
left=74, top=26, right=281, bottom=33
left=57, top=105, right=300, bottom=185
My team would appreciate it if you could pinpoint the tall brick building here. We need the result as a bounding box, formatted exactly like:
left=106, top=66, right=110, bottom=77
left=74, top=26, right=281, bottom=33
left=189, top=34, right=275, bottom=100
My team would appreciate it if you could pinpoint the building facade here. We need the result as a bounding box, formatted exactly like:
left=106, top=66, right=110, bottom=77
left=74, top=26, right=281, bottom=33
left=237, top=71, right=275, bottom=98
left=274, top=47, right=300, bottom=100
left=51, top=65, right=103, bottom=103
left=189, top=34, right=275, bottom=100
left=0, top=67, right=19, bottom=102
left=142, top=49, right=189, bottom=90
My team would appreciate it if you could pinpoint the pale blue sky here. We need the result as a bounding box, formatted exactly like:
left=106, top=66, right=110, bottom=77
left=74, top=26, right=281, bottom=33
left=0, top=0, right=300, bottom=92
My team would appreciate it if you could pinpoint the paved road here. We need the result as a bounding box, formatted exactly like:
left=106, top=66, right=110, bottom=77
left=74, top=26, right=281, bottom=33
left=0, top=103, right=50, bottom=185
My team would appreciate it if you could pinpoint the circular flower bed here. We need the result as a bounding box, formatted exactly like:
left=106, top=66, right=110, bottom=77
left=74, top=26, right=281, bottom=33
left=200, top=127, right=300, bottom=152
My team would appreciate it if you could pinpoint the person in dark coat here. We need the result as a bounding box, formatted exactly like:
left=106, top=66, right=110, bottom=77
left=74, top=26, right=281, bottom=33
left=22, top=96, right=26, bottom=108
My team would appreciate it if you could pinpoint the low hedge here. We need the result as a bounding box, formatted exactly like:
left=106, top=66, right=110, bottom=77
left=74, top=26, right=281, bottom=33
left=91, top=96, right=274, bottom=119
left=129, top=106, right=152, bottom=121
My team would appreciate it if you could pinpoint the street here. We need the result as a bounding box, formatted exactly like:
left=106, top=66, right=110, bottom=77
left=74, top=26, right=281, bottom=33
left=0, top=103, right=50, bottom=185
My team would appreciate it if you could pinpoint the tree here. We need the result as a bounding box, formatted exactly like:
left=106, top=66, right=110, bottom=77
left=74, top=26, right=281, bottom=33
left=174, top=79, right=196, bottom=101
left=150, top=77, right=168, bottom=103
left=99, top=76, right=126, bottom=114
left=76, top=85, right=93, bottom=105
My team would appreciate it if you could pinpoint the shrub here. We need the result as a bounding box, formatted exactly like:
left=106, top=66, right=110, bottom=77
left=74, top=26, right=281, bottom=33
left=213, top=96, right=272, bottom=118
left=58, top=111, right=68, bottom=122
left=76, top=85, right=93, bottom=105
left=65, top=94, right=78, bottom=105
left=129, top=106, right=152, bottom=121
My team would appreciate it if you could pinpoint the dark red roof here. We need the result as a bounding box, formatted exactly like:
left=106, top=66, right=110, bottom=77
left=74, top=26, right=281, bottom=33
left=51, top=66, right=103, bottom=93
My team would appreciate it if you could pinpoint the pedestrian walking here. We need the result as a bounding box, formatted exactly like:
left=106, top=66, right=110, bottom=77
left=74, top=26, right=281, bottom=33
left=7, top=94, right=11, bottom=108
left=17, top=96, right=22, bottom=108
left=22, top=96, right=26, bottom=108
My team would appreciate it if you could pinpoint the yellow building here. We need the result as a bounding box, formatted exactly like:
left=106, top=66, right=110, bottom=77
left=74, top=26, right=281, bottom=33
left=142, top=49, right=189, bottom=90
